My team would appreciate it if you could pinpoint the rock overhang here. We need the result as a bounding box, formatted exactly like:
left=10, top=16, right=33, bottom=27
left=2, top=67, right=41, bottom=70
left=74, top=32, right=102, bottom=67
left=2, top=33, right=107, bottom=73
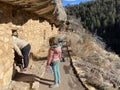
left=0, top=0, right=67, bottom=26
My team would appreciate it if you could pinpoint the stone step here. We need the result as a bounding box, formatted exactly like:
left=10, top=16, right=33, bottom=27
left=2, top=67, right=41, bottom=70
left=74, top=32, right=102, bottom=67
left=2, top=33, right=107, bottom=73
left=9, top=60, right=46, bottom=90
left=9, top=81, right=30, bottom=90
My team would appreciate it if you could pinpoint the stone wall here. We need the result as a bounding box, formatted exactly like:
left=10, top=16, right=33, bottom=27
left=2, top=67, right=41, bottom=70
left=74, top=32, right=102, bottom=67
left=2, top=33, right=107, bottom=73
left=17, top=20, right=58, bottom=57
left=0, top=25, right=14, bottom=90
left=0, top=2, right=58, bottom=89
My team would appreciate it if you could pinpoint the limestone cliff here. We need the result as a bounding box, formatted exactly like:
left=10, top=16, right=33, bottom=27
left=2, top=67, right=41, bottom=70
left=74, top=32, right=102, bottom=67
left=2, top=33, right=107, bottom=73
left=0, top=0, right=66, bottom=89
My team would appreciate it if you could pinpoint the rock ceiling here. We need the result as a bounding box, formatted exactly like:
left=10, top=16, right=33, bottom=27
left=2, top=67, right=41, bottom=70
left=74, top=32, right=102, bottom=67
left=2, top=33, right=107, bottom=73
left=0, top=0, right=67, bottom=26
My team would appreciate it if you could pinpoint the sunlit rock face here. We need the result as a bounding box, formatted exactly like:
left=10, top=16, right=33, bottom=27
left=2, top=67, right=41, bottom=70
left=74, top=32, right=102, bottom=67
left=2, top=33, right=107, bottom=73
left=0, top=0, right=66, bottom=89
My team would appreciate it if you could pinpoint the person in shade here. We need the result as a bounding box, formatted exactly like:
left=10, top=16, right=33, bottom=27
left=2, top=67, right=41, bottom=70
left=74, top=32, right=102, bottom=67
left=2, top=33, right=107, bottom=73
left=46, top=37, right=62, bottom=88
left=12, top=30, right=31, bottom=72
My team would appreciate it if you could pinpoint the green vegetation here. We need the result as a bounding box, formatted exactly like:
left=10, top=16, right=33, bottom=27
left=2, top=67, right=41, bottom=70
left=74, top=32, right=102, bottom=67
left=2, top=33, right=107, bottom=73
left=65, top=0, right=120, bottom=53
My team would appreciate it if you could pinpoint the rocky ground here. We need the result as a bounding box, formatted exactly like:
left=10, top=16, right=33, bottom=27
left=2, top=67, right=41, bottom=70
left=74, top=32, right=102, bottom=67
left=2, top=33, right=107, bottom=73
left=65, top=30, right=120, bottom=90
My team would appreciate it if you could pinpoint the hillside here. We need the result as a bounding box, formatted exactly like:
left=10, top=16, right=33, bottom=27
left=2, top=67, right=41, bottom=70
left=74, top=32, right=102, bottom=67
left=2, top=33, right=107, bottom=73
left=65, top=0, right=120, bottom=54
left=64, top=2, right=120, bottom=89
left=64, top=18, right=120, bottom=90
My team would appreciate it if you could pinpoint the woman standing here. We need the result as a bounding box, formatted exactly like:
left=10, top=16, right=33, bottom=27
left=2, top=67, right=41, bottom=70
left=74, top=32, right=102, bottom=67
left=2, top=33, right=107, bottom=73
left=46, top=37, right=62, bottom=88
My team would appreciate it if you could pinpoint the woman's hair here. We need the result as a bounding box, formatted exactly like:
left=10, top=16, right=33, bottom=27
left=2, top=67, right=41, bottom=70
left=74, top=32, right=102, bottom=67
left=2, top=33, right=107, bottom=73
left=12, top=30, right=18, bottom=37
left=49, top=37, right=58, bottom=46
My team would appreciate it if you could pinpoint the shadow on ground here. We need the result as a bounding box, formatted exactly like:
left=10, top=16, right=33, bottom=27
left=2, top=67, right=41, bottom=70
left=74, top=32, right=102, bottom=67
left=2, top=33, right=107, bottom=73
left=30, top=52, right=47, bottom=61
left=13, top=72, right=54, bottom=88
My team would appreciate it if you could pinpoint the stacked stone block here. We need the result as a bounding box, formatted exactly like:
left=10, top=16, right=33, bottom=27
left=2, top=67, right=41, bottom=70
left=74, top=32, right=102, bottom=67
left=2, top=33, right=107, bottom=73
left=0, top=25, right=14, bottom=90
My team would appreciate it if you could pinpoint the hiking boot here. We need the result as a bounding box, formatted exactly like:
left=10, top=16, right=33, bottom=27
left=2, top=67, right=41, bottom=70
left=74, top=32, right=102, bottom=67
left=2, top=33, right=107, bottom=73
left=50, top=84, right=59, bottom=88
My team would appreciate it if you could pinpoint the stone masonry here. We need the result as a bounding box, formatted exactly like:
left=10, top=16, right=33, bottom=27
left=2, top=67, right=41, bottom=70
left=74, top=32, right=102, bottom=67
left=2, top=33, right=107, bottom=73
left=0, top=2, right=58, bottom=90
left=0, top=24, right=14, bottom=90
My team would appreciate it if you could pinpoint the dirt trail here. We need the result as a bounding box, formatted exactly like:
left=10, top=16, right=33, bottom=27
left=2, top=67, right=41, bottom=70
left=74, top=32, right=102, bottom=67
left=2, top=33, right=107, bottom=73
left=11, top=58, right=86, bottom=90
left=39, top=60, right=86, bottom=90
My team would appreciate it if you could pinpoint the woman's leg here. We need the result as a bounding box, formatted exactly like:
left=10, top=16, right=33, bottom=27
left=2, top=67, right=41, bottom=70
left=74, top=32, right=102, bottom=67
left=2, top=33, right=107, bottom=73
left=56, top=61, right=60, bottom=83
left=21, top=44, right=31, bottom=68
left=52, top=60, right=60, bottom=84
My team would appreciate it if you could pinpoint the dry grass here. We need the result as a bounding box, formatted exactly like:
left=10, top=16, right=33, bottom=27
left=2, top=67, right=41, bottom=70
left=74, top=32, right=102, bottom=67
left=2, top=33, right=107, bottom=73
left=64, top=19, right=120, bottom=89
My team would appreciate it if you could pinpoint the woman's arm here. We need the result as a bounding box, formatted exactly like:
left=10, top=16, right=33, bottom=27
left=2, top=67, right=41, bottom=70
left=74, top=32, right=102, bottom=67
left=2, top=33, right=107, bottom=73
left=47, top=48, right=54, bottom=66
left=13, top=44, right=23, bottom=57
